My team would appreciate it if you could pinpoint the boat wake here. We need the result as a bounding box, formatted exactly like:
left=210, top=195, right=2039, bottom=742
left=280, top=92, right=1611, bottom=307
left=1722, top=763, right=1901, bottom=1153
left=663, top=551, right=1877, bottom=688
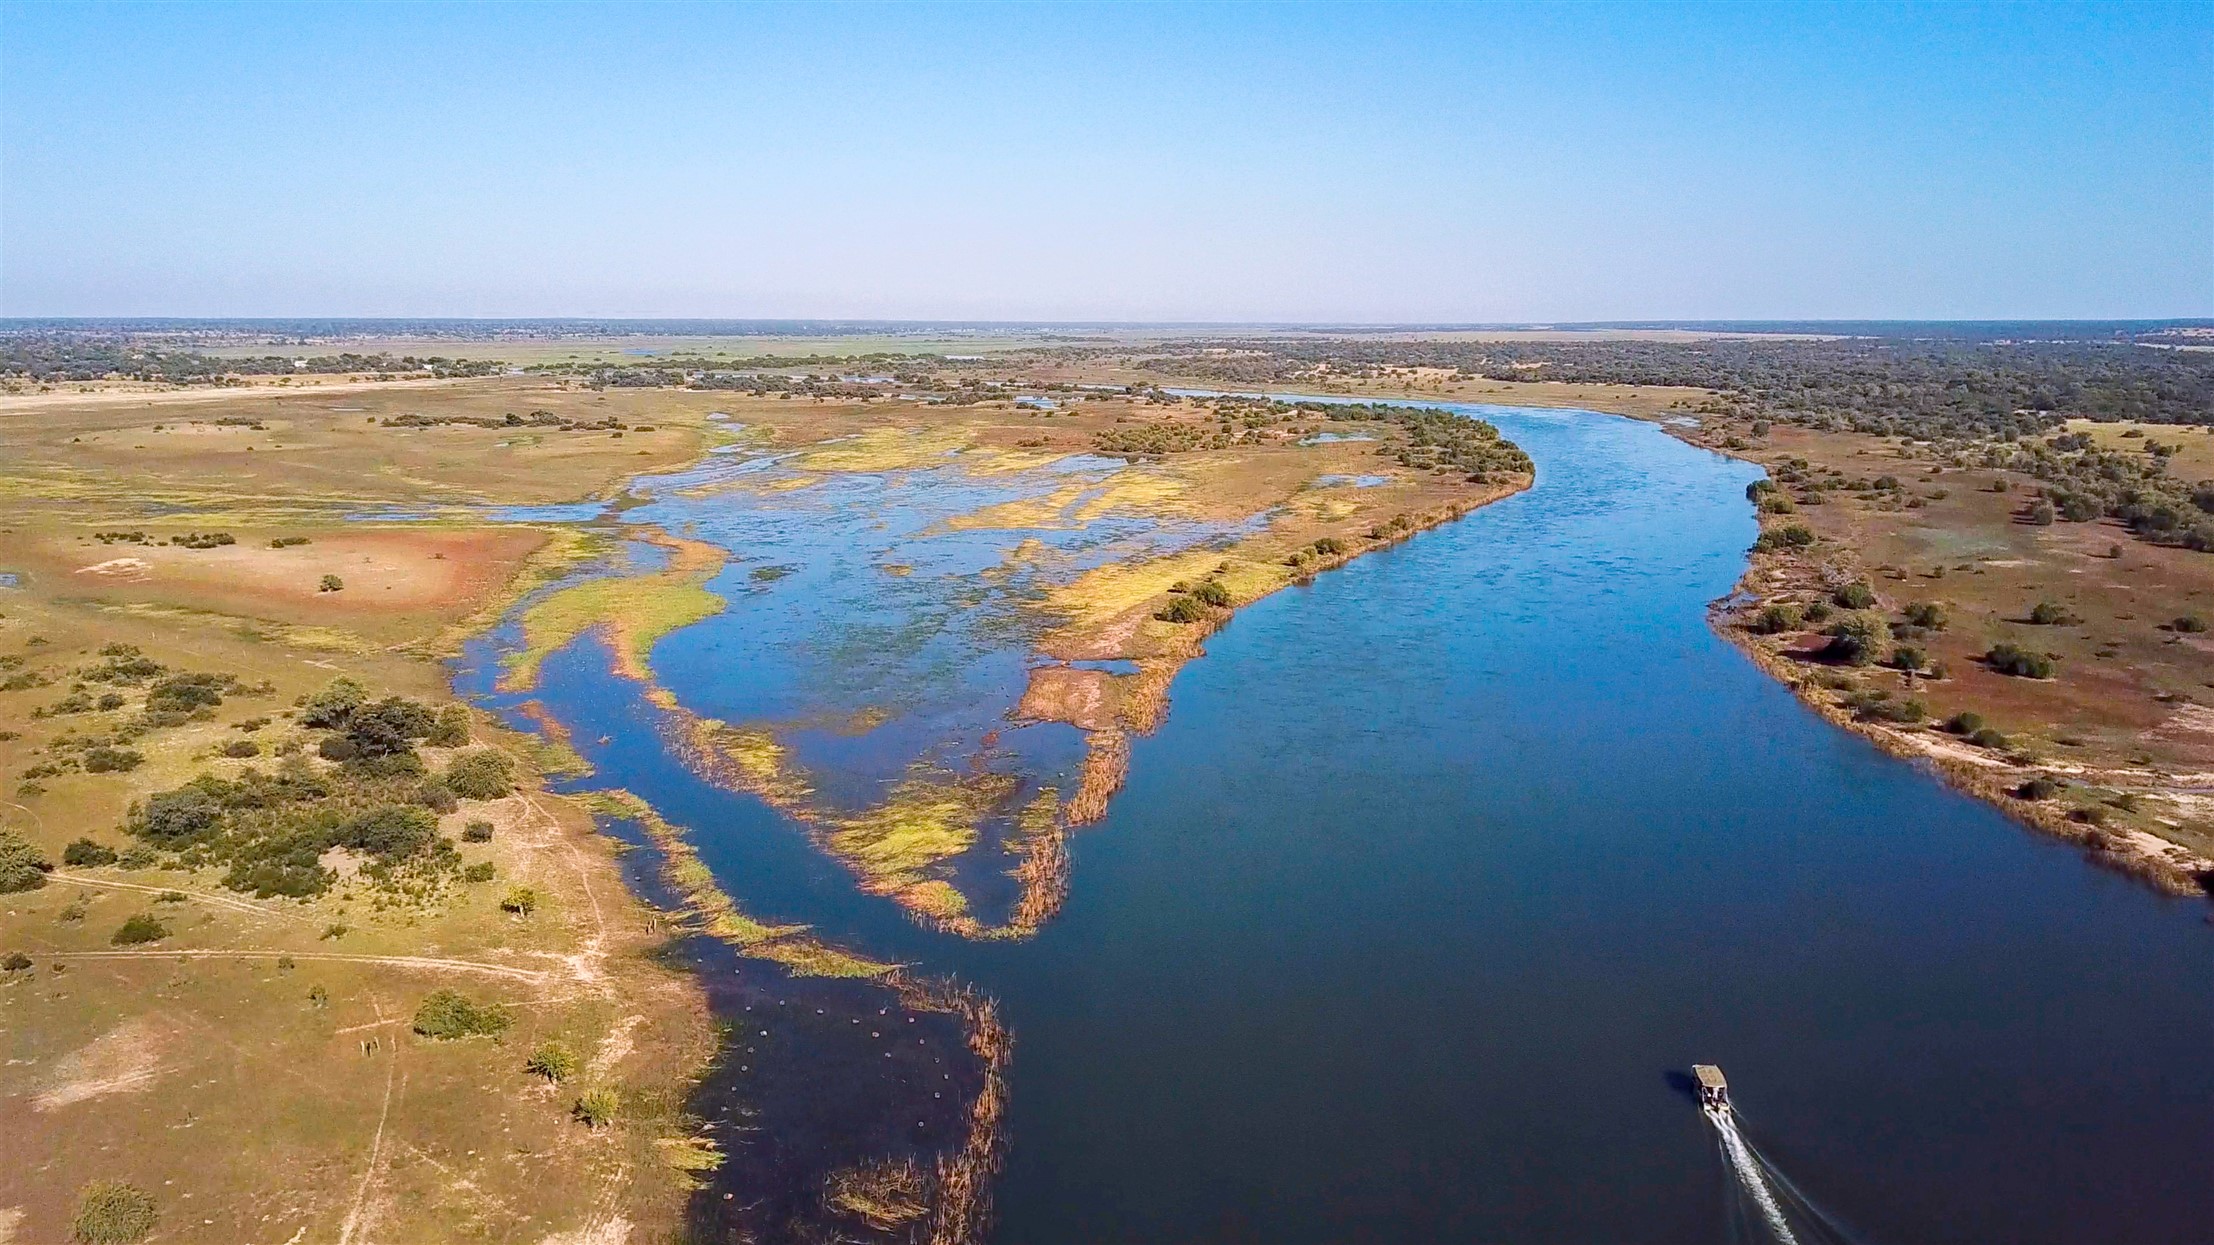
left=1705, top=1103, right=1860, bottom=1245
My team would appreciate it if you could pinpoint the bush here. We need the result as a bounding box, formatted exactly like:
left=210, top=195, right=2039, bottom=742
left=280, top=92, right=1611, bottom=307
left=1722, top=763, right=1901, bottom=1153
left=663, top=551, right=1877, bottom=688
left=3, top=950, right=31, bottom=972
left=2174, top=614, right=2208, bottom=633
left=1890, top=645, right=1926, bottom=673
left=462, top=862, right=496, bottom=883
left=318, top=575, right=344, bottom=592
left=82, top=747, right=144, bottom=773
left=1749, top=603, right=1803, bottom=634
left=2017, top=777, right=2060, bottom=800
left=1902, top=601, right=1948, bottom=629
left=2027, top=500, right=2055, bottom=525
left=442, top=750, right=513, bottom=800
left=411, top=988, right=512, bottom=1040
left=0, top=829, right=54, bottom=893
left=1821, top=613, right=1892, bottom=666
left=1944, top=711, right=1985, bottom=736
left=135, top=789, right=220, bottom=847
left=572, top=1087, right=620, bottom=1128
left=1970, top=726, right=2011, bottom=750
left=525, top=1040, right=579, bottom=1082
left=1832, top=581, right=1877, bottom=609
left=1190, top=579, right=1233, bottom=608
left=425, top=704, right=472, bottom=748
left=461, top=820, right=495, bottom=843
left=298, top=678, right=367, bottom=729
left=1310, top=537, right=1344, bottom=557
left=1754, top=524, right=1816, bottom=552
left=71, top=1180, right=157, bottom=1244
left=63, top=838, right=118, bottom=867
left=1987, top=643, right=2056, bottom=679
left=334, top=806, right=438, bottom=859
left=2027, top=601, right=2079, bottom=625
left=501, top=886, right=540, bottom=916
left=111, top=913, right=169, bottom=945
left=1153, top=595, right=1209, bottom=624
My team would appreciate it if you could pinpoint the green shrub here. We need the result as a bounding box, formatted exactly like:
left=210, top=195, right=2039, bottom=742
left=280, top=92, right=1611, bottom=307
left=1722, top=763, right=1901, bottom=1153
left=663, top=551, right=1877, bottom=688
left=2174, top=614, right=2208, bottom=633
left=442, top=750, right=513, bottom=800
left=500, top=886, right=540, bottom=916
left=308, top=984, right=329, bottom=1007
left=1890, top=645, right=1927, bottom=673
left=0, top=829, right=54, bottom=892
left=110, top=913, right=168, bottom=945
left=525, top=1040, right=579, bottom=1083
left=411, top=988, right=512, bottom=1040
left=318, top=575, right=345, bottom=593
left=298, top=678, right=367, bottom=729
left=462, top=862, right=496, bottom=884
left=1944, top=711, right=1985, bottom=736
left=1749, top=603, right=1803, bottom=634
left=334, top=805, right=438, bottom=859
left=1832, top=581, right=1877, bottom=609
left=1310, top=537, right=1344, bottom=557
left=1987, top=643, right=2056, bottom=679
left=1970, top=726, right=2011, bottom=750
left=71, top=1180, right=156, bottom=1244
left=425, top=704, right=472, bottom=748
left=3, top=950, right=31, bottom=972
left=1821, top=613, right=1892, bottom=666
left=461, top=821, right=495, bottom=843
left=82, top=747, right=144, bottom=773
left=220, top=739, right=260, bottom=758
left=1190, top=579, right=1233, bottom=608
left=572, top=1087, right=619, bottom=1128
left=1753, top=524, right=1817, bottom=552
left=1902, top=601, right=1948, bottom=629
left=2027, top=500, right=2055, bottom=525
left=2018, top=777, right=2060, bottom=800
left=1801, top=600, right=1833, bottom=624
left=1153, top=595, right=1209, bottom=624
left=2027, top=601, right=2079, bottom=625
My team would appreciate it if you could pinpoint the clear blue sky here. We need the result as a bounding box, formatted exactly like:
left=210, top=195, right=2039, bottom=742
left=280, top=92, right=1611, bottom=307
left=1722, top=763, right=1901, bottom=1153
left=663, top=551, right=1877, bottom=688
left=3, top=1, right=2207, bottom=321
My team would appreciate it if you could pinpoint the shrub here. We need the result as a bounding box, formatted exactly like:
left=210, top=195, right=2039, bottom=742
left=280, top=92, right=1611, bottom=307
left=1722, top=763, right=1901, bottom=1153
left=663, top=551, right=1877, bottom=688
left=111, top=913, right=168, bottom=945
left=318, top=575, right=344, bottom=592
left=1310, top=537, right=1344, bottom=557
left=71, top=1180, right=156, bottom=1244
left=1944, top=711, right=1985, bottom=736
left=442, top=750, right=513, bottom=800
left=1832, top=581, right=1877, bottom=609
left=461, top=820, right=495, bottom=843
left=526, top=1040, right=579, bottom=1082
left=1749, top=603, right=1803, bottom=634
left=2027, top=500, right=2055, bottom=525
left=2027, top=601, right=2079, bottom=625
left=220, top=739, right=260, bottom=758
left=135, top=789, right=220, bottom=847
left=298, top=678, right=366, bottom=729
left=82, top=747, right=144, bottom=773
left=145, top=672, right=228, bottom=715
left=500, top=886, right=540, bottom=916
left=3, top=950, right=30, bottom=972
left=308, top=984, right=329, bottom=1007
left=1154, top=595, right=1209, bottom=624
left=1987, top=643, right=2056, bottom=679
left=1890, top=645, right=1926, bottom=673
left=425, top=704, right=472, bottom=748
left=1902, top=601, right=1948, bottom=629
left=0, top=829, right=54, bottom=892
left=334, top=805, right=438, bottom=859
left=411, top=988, right=511, bottom=1040
left=1190, top=579, right=1233, bottom=608
left=1970, top=726, right=2011, bottom=750
left=2017, top=777, right=2060, bottom=800
left=2174, top=614, right=2208, bottom=633
left=1754, top=524, right=1816, bottom=552
left=572, top=1087, right=620, bottom=1129
left=1821, top=613, right=1892, bottom=666
left=462, top=862, right=496, bottom=883
left=63, top=838, right=117, bottom=867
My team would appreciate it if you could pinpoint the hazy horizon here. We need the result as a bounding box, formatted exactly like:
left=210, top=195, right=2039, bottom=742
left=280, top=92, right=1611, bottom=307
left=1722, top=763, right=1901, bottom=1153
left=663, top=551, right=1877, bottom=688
left=4, top=1, right=2208, bottom=321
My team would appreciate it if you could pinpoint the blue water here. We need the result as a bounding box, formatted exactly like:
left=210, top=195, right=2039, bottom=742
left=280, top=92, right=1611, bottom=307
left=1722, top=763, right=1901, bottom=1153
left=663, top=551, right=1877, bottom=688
left=479, top=403, right=2214, bottom=1243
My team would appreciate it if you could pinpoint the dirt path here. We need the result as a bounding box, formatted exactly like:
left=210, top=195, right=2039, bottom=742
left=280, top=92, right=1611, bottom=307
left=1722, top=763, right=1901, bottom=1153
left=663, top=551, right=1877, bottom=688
left=46, top=872, right=323, bottom=925
left=37, top=949, right=553, bottom=983
left=337, top=997, right=400, bottom=1245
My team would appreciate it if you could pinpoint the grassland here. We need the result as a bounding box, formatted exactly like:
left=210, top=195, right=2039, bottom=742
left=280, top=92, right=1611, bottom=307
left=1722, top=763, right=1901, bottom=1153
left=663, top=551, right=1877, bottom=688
left=0, top=380, right=725, bottom=1243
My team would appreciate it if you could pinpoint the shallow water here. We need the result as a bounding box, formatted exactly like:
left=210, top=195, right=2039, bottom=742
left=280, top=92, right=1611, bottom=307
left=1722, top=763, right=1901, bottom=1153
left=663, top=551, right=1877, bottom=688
left=475, top=403, right=2214, bottom=1243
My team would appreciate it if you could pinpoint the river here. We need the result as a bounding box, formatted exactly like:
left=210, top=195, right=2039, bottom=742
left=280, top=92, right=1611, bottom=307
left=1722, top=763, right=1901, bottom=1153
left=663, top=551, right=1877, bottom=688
left=467, top=401, right=2214, bottom=1243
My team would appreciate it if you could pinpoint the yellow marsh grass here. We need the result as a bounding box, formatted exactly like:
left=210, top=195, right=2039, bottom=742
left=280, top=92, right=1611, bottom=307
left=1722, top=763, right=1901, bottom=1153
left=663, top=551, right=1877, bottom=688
left=500, top=537, right=727, bottom=692
left=580, top=789, right=891, bottom=979
left=792, top=426, right=972, bottom=472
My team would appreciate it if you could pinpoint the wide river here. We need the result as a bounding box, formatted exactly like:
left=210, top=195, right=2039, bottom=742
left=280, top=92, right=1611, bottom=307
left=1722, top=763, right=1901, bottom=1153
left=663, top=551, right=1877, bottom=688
left=479, top=402, right=2214, bottom=1243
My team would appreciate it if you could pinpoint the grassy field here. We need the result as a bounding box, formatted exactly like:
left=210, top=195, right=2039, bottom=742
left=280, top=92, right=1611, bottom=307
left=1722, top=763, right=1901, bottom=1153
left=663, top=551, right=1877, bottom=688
left=0, top=382, right=720, bottom=1244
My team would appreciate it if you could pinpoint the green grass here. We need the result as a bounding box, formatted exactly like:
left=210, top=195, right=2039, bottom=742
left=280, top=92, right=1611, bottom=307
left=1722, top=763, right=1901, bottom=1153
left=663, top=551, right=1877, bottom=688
left=501, top=571, right=725, bottom=691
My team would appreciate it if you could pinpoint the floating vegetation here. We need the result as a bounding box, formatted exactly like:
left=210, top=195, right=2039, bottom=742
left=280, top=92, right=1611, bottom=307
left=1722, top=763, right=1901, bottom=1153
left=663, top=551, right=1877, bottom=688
left=500, top=532, right=726, bottom=690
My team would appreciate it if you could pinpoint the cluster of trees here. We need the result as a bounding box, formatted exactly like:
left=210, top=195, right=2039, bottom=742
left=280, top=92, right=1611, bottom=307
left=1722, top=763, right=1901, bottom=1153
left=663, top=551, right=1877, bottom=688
left=0, top=335, right=500, bottom=382
left=1087, top=331, right=2214, bottom=440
